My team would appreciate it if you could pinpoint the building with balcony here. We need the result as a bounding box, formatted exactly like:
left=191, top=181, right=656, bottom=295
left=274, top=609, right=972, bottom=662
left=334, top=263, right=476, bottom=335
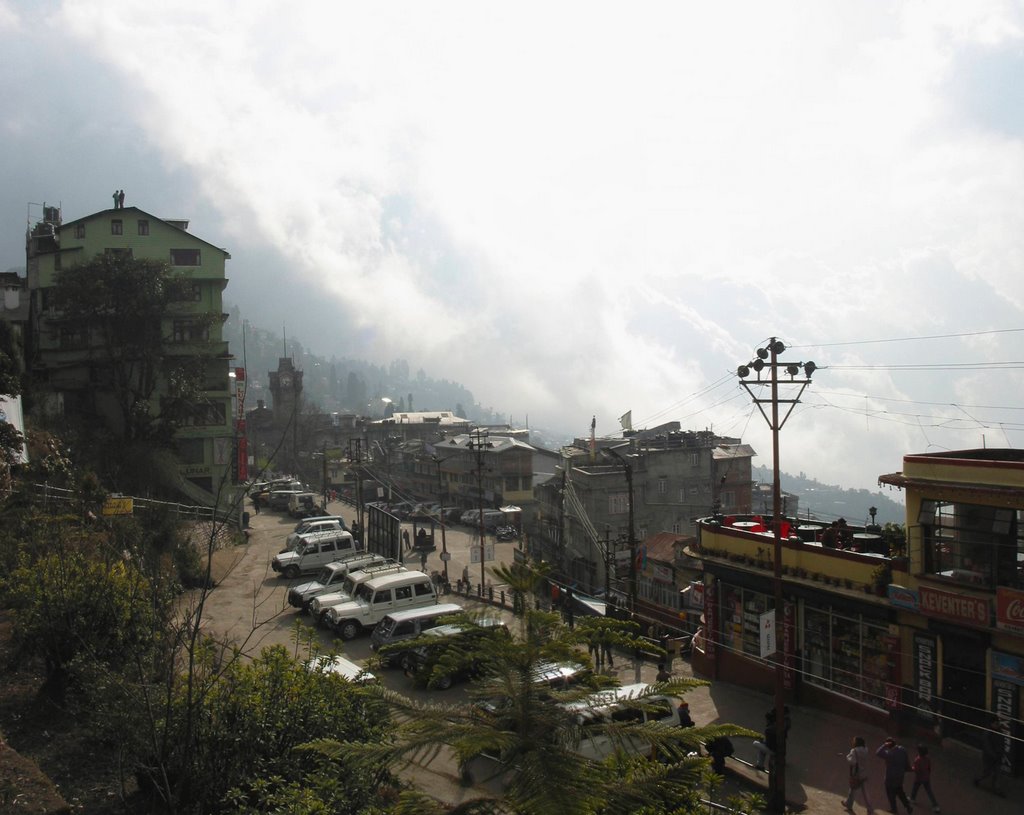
left=689, top=448, right=1023, bottom=775
left=23, top=199, right=234, bottom=507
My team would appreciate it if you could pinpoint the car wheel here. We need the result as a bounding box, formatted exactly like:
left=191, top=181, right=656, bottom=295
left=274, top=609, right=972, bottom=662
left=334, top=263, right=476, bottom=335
left=433, top=674, right=453, bottom=691
left=339, top=620, right=360, bottom=641
left=285, top=565, right=300, bottom=579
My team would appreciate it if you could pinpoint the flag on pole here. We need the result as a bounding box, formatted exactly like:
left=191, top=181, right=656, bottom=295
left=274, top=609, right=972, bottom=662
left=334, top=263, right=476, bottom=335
left=619, top=410, right=632, bottom=431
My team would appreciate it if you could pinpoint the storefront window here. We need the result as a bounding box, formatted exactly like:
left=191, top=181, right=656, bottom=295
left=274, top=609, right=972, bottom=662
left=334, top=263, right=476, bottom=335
left=802, top=603, right=894, bottom=709
left=720, top=583, right=773, bottom=658
left=920, top=500, right=1021, bottom=588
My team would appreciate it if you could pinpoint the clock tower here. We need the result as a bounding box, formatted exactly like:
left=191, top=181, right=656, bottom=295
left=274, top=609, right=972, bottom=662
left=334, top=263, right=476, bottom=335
left=268, top=357, right=303, bottom=427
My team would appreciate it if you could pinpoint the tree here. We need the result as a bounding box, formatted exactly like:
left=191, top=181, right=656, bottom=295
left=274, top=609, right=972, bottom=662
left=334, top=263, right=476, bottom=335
left=326, top=560, right=757, bottom=815
left=52, top=253, right=217, bottom=445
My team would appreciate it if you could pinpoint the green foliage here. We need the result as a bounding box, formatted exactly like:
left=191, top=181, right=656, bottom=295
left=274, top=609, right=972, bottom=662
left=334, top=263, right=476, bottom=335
left=0, top=318, right=22, bottom=397
left=322, top=559, right=755, bottom=815
left=4, top=532, right=161, bottom=696
left=134, top=644, right=396, bottom=814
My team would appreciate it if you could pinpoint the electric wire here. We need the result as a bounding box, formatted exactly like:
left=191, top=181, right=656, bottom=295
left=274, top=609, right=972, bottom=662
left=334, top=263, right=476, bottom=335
left=789, top=328, right=1024, bottom=349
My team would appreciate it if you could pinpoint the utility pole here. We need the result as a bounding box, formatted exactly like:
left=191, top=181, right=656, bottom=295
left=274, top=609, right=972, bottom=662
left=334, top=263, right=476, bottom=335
left=433, top=455, right=450, bottom=584
left=348, top=438, right=364, bottom=542
left=736, top=338, right=816, bottom=814
left=469, top=427, right=491, bottom=591
left=605, top=446, right=637, bottom=614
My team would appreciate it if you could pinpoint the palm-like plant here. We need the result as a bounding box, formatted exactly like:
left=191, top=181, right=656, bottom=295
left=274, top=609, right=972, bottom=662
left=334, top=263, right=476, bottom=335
left=308, top=559, right=756, bottom=815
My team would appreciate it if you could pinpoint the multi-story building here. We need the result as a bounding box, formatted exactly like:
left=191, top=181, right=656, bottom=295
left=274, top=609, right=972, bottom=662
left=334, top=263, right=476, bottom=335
left=690, top=447, right=1023, bottom=775
left=23, top=199, right=234, bottom=507
left=530, top=423, right=754, bottom=598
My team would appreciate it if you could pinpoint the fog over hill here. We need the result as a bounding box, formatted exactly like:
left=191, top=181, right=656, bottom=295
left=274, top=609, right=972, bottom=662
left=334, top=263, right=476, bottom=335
left=752, top=464, right=905, bottom=526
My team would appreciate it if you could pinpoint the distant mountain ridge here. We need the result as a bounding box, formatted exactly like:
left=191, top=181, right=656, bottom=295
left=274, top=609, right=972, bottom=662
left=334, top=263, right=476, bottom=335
left=751, top=464, right=905, bottom=526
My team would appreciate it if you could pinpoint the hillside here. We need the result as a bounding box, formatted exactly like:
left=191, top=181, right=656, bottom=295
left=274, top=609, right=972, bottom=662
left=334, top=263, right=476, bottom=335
left=752, top=464, right=904, bottom=526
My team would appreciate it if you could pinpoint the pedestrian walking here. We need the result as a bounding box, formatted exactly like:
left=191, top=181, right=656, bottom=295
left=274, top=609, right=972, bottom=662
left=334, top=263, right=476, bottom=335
left=909, top=744, right=939, bottom=812
left=419, top=548, right=428, bottom=570
left=252, top=493, right=260, bottom=514
left=842, top=735, right=873, bottom=814
left=973, top=716, right=1006, bottom=796
left=402, top=529, right=411, bottom=551
left=876, top=736, right=913, bottom=814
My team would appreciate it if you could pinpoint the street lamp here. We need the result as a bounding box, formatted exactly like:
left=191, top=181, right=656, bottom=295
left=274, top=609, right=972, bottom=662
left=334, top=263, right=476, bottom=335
left=736, top=337, right=815, bottom=814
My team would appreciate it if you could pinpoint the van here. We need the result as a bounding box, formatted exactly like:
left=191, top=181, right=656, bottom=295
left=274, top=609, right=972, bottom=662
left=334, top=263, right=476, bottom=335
left=324, top=570, right=438, bottom=640
left=370, top=602, right=464, bottom=667
left=269, top=489, right=305, bottom=512
left=567, top=683, right=687, bottom=761
left=288, top=492, right=323, bottom=518
left=308, top=561, right=408, bottom=623
left=305, top=654, right=377, bottom=684
left=287, top=553, right=392, bottom=611
left=271, top=529, right=361, bottom=579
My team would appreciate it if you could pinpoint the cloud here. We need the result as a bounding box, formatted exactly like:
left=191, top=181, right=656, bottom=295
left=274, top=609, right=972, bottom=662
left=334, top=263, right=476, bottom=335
left=3, top=0, right=1020, bottom=492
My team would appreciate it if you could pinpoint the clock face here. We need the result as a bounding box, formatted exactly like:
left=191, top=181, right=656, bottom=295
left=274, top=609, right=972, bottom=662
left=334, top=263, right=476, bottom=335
left=281, top=375, right=292, bottom=387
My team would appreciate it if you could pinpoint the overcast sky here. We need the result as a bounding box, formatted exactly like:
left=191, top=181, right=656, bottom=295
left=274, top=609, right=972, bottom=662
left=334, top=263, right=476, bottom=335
left=3, top=1, right=1023, bottom=494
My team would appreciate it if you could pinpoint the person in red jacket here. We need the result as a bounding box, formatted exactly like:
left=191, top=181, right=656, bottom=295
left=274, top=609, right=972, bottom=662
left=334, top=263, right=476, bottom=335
left=910, top=744, right=939, bottom=813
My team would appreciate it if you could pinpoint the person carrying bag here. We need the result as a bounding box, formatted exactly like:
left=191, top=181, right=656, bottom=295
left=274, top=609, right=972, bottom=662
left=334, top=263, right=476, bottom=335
left=842, top=736, right=873, bottom=813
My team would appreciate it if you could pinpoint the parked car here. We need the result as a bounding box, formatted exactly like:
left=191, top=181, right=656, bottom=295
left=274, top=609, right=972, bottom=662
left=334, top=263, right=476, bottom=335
left=271, top=530, right=361, bottom=579
left=370, top=602, right=464, bottom=668
left=406, top=618, right=509, bottom=690
left=285, top=517, right=347, bottom=548
left=305, top=654, right=377, bottom=684
left=308, top=561, right=408, bottom=624
left=324, top=569, right=438, bottom=640
left=287, top=553, right=392, bottom=611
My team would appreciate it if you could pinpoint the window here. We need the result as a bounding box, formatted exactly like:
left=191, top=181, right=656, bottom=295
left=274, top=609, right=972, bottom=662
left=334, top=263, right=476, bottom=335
left=608, top=492, right=629, bottom=515
left=111, top=219, right=123, bottom=235
left=170, top=248, right=201, bottom=266
left=104, top=247, right=133, bottom=258
left=658, top=478, right=667, bottom=495
left=671, top=523, right=681, bottom=534
left=394, top=585, right=413, bottom=601
left=920, top=499, right=1021, bottom=588
left=177, top=438, right=205, bottom=465
left=689, top=452, right=700, bottom=467
left=137, top=219, right=149, bottom=235
left=179, top=402, right=226, bottom=427
left=414, top=582, right=435, bottom=597
left=802, top=604, right=894, bottom=709
left=173, top=319, right=209, bottom=343
left=74, top=223, right=85, bottom=238
left=720, top=583, right=773, bottom=658
left=371, top=589, right=393, bottom=605
left=58, top=326, right=86, bottom=349
left=321, top=539, right=336, bottom=554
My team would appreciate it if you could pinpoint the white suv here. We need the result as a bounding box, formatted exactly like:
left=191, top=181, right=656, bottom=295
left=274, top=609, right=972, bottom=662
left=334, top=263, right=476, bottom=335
left=308, top=562, right=408, bottom=624
left=325, top=570, right=438, bottom=640
left=287, top=553, right=392, bottom=611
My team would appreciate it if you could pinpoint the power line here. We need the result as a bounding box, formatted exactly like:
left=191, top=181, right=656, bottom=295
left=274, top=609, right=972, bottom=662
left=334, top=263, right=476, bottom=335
left=790, top=327, right=1024, bottom=349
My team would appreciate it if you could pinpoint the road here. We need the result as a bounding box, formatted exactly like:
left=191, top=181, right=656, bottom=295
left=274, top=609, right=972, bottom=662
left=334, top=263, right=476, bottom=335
left=196, top=502, right=1022, bottom=813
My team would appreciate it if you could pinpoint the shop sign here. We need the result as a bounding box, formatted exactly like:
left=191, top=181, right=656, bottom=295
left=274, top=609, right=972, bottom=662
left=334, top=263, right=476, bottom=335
left=759, top=609, right=776, bottom=659
left=913, top=633, right=937, bottom=723
left=705, top=581, right=717, bottom=660
left=992, top=651, right=1024, bottom=686
left=918, top=585, right=989, bottom=626
left=887, top=585, right=919, bottom=611
left=652, top=563, right=673, bottom=583
left=996, top=587, right=1024, bottom=635
left=688, top=580, right=704, bottom=610
left=101, top=496, right=133, bottom=516
left=992, top=680, right=1018, bottom=775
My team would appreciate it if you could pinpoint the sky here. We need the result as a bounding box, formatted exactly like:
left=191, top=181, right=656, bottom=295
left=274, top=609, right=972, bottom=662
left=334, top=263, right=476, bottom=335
left=2, top=1, right=1024, bottom=494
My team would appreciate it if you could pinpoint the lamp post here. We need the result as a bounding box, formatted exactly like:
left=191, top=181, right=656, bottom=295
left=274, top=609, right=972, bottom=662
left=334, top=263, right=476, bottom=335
left=736, top=338, right=815, bottom=814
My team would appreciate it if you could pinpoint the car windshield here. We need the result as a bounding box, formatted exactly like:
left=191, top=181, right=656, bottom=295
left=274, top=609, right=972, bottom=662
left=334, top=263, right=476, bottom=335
left=354, top=583, right=374, bottom=603
left=342, top=576, right=359, bottom=596
left=315, top=567, right=332, bottom=583
left=377, top=616, right=396, bottom=637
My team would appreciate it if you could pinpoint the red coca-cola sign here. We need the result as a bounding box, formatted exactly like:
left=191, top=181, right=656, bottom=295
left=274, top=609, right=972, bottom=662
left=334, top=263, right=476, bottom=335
left=996, top=587, right=1024, bottom=634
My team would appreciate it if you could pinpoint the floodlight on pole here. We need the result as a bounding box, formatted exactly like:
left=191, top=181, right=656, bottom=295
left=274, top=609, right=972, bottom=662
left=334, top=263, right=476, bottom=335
left=735, top=337, right=816, bottom=814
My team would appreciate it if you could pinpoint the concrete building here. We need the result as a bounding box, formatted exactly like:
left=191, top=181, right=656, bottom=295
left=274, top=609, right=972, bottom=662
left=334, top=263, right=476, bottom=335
left=529, top=423, right=755, bottom=599
left=23, top=199, right=234, bottom=507
left=690, top=447, right=1024, bottom=777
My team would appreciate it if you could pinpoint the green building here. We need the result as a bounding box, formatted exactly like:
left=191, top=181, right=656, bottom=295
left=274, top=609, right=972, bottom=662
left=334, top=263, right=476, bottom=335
left=24, top=197, right=235, bottom=508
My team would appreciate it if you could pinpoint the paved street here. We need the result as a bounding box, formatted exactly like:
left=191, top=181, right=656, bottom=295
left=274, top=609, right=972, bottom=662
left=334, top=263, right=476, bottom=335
left=202, top=501, right=1021, bottom=813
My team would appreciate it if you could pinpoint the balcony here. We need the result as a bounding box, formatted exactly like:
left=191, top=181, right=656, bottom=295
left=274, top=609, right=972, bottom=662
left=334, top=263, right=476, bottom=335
left=693, top=515, right=907, bottom=598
